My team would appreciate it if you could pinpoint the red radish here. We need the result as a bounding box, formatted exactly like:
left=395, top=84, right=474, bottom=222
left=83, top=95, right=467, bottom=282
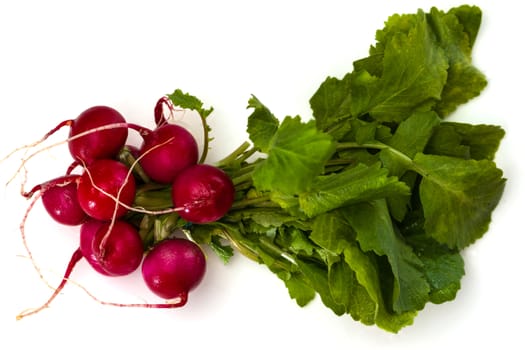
left=16, top=240, right=194, bottom=319
left=77, top=159, right=136, bottom=221
left=17, top=221, right=184, bottom=320
left=138, top=124, right=199, bottom=184
left=68, top=106, right=128, bottom=165
left=42, top=178, right=87, bottom=226
left=23, top=175, right=87, bottom=226
left=6, top=106, right=129, bottom=172
left=172, top=164, right=235, bottom=224
left=141, top=238, right=206, bottom=303
left=91, top=220, right=144, bottom=276
left=79, top=219, right=111, bottom=275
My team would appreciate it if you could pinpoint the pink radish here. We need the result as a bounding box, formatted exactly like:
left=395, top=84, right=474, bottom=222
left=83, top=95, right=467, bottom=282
left=79, top=219, right=111, bottom=275
left=24, top=175, right=87, bottom=226
left=141, top=238, right=206, bottom=304
left=138, top=124, right=199, bottom=184
left=91, top=220, right=144, bottom=276
left=68, top=106, right=128, bottom=165
left=172, top=164, right=235, bottom=224
left=76, top=159, right=136, bottom=221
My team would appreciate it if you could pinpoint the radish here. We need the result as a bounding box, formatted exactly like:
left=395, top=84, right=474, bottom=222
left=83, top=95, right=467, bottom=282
left=42, top=176, right=87, bottom=226
left=138, top=124, right=199, bottom=184
left=77, top=159, right=136, bottom=221
left=141, top=238, right=206, bottom=304
left=172, top=164, right=235, bottom=224
left=13, top=97, right=229, bottom=318
left=67, top=106, right=128, bottom=165
left=23, top=175, right=87, bottom=226
left=17, top=221, right=186, bottom=320
left=91, top=220, right=144, bottom=276
left=7, top=105, right=129, bottom=170
left=79, top=219, right=111, bottom=275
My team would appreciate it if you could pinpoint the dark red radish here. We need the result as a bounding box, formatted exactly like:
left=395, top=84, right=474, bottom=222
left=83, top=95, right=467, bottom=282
left=17, top=221, right=194, bottom=319
left=23, top=175, right=87, bottom=226
left=141, top=238, right=206, bottom=303
left=77, top=159, right=136, bottom=221
left=42, top=178, right=87, bottom=226
left=91, top=220, right=144, bottom=276
left=79, top=219, right=111, bottom=275
left=5, top=106, right=125, bottom=169
left=68, top=106, right=128, bottom=165
left=172, top=164, right=235, bottom=224
left=138, top=124, right=199, bottom=184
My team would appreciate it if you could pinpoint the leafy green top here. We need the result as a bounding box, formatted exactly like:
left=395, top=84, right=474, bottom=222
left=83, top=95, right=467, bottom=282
left=133, top=5, right=505, bottom=333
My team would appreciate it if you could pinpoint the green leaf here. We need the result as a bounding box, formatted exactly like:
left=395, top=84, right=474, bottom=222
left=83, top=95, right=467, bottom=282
left=380, top=110, right=441, bottom=180
left=268, top=192, right=304, bottom=218
left=209, top=236, right=234, bottom=264
left=310, top=73, right=353, bottom=132
left=310, top=210, right=355, bottom=255
left=385, top=111, right=441, bottom=159
left=357, top=6, right=485, bottom=119
left=415, top=153, right=506, bottom=249
left=343, top=243, right=417, bottom=332
left=328, top=259, right=358, bottom=311
left=227, top=207, right=300, bottom=229
left=252, top=116, right=336, bottom=195
left=350, top=10, right=448, bottom=122
left=343, top=243, right=383, bottom=307
left=282, top=272, right=316, bottom=307
left=449, top=5, right=482, bottom=47
left=246, top=96, right=280, bottom=152
left=376, top=111, right=439, bottom=222
left=276, top=226, right=316, bottom=256
left=345, top=199, right=430, bottom=313
left=190, top=224, right=214, bottom=244
left=425, top=122, right=505, bottom=161
left=336, top=148, right=381, bottom=167
left=296, top=258, right=346, bottom=316
left=407, top=235, right=465, bottom=304
left=372, top=11, right=420, bottom=58
left=424, top=123, right=470, bottom=159
left=167, top=89, right=214, bottom=117
left=427, top=6, right=487, bottom=116
left=299, top=163, right=410, bottom=217
left=353, top=119, right=379, bottom=145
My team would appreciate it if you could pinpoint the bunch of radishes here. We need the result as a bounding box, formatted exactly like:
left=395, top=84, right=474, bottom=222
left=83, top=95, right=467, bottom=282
left=15, top=96, right=235, bottom=319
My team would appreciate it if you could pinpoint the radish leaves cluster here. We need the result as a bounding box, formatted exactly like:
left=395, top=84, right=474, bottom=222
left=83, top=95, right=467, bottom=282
left=157, top=5, right=504, bottom=333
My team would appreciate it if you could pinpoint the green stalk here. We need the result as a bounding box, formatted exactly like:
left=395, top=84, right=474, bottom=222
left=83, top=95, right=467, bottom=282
left=216, top=141, right=252, bottom=168
left=217, top=222, right=297, bottom=271
left=196, top=108, right=214, bottom=164
left=134, top=185, right=173, bottom=210
left=258, top=237, right=298, bottom=267
left=231, top=172, right=253, bottom=186
left=336, top=141, right=419, bottom=173
left=117, top=146, right=150, bottom=183
left=229, top=194, right=275, bottom=210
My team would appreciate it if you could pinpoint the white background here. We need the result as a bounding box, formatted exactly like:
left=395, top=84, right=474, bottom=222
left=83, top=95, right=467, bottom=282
left=2, top=0, right=524, bottom=349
